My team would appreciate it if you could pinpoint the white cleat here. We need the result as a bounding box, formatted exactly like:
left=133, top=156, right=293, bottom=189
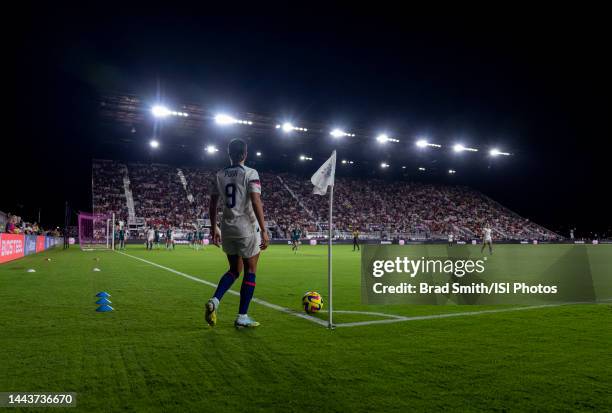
left=234, top=315, right=260, bottom=328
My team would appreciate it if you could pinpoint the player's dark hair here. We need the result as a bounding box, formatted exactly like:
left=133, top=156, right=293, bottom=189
left=228, top=139, right=247, bottom=164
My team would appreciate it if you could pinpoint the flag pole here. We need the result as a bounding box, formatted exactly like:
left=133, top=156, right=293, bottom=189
left=328, top=183, right=334, bottom=329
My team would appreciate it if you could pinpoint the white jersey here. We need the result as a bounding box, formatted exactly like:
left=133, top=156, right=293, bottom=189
left=147, top=229, right=155, bottom=241
left=211, top=164, right=261, bottom=239
left=448, top=234, right=454, bottom=242
left=483, top=228, right=492, bottom=241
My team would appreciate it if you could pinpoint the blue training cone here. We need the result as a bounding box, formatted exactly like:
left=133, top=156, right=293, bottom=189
left=96, top=298, right=112, bottom=305
left=96, top=291, right=111, bottom=298
left=96, top=305, right=114, bottom=312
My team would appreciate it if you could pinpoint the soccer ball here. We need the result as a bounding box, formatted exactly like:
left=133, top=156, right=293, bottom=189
left=302, top=291, right=323, bottom=314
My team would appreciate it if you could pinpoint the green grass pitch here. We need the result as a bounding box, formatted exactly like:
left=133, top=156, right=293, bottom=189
left=1, top=244, right=611, bottom=412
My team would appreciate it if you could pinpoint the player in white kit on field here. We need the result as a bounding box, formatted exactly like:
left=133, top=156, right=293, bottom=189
left=481, top=224, right=493, bottom=255
left=205, top=139, right=269, bottom=328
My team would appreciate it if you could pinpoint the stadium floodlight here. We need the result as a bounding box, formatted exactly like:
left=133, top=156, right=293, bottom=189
left=453, top=143, right=478, bottom=153
left=416, top=138, right=442, bottom=148
left=490, top=148, right=511, bottom=157
left=341, top=159, right=354, bottom=165
left=299, top=155, right=313, bottom=161
left=215, top=114, right=237, bottom=125
left=149, top=139, right=159, bottom=148
left=152, top=105, right=171, bottom=118
left=205, top=145, right=219, bottom=154
left=418, top=167, right=426, bottom=171
left=152, top=105, right=188, bottom=118
left=376, top=134, right=400, bottom=144
left=277, top=122, right=307, bottom=133
left=330, top=129, right=355, bottom=138
left=214, top=114, right=253, bottom=125
left=256, top=151, right=262, bottom=157
left=381, top=162, right=390, bottom=168
left=448, top=169, right=456, bottom=174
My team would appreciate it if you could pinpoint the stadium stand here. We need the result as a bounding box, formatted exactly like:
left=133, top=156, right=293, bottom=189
left=92, top=160, right=560, bottom=240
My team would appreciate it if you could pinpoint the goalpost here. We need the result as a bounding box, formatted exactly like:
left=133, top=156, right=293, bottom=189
left=78, top=212, right=115, bottom=251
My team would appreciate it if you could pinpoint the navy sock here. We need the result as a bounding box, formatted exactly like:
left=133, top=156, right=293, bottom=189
left=239, top=273, right=256, bottom=314
left=213, top=271, right=238, bottom=301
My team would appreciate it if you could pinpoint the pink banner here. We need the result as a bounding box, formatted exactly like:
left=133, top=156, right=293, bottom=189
left=0, top=233, right=25, bottom=264
left=36, top=236, right=46, bottom=252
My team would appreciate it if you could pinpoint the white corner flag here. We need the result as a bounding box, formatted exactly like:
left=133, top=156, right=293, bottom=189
left=311, top=150, right=336, bottom=195
left=311, top=150, right=337, bottom=329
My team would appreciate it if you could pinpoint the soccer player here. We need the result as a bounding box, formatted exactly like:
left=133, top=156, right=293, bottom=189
left=352, top=228, right=360, bottom=251
left=118, top=225, right=126, bottom=250
left=154, top=226, right=161, bottom=249
left=198, top=228, right=205, bottom=250
left=166, top=227, right=175, bottom=250
left=187, top=230, right=193, bottom=249
left=448, top=232, right=454, bottom=247
left=146, top=227, right=154, bottom=250
left=481, top=224, right=493, bottom=255
left=291, top=227, right=301, bottom=253
left=205, top=139, right=269, bottom=328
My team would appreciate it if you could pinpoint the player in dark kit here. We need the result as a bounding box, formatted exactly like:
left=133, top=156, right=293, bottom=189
left=118, top=226, right=126, bottom=250
left=291, top=227, right=301, bottom=253
left=154, top=227, right=160, bottom=249
left=352, top=228, right=360, bottom=251
left=166, top=227, right=175, bottom=250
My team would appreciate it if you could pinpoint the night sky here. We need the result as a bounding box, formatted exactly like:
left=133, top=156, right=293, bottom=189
left=8, top=14, right=610, bottom=236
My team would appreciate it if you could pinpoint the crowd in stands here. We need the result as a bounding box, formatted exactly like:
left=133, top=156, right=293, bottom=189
left=1, top=213, right=61, bottom=236
left=92, top=160, right=560, bottom=240
left=92, top=160, right=129, bottom=220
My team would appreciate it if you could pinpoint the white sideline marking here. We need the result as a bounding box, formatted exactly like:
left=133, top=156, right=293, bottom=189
left=116, top=251, right=328, bottom=327
left=116, top=251, right=611, bottom=329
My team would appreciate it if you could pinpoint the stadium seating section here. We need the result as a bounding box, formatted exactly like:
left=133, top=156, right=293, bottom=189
left=92, top=160, right=559, bottom=240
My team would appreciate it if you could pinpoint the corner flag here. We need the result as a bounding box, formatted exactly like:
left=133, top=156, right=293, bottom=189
left=311, top=150, right=336, bottom=195
left=311, top=151, right=337, bottom=329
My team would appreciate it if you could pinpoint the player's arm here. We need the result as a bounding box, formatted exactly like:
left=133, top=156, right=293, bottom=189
left=249, top=192, right=269, bottom=250
left=209, top=193, right=221, bottom=247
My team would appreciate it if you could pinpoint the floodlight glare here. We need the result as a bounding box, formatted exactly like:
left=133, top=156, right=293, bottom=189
left=416, top=139, right=428, bottom=148
left=149, top=139, right=159, bottom=148
left=152, top=105, right=170, bottom=118
left=490, top=148, right=510, bottom=157
left=205, top=145, right=219, bottom=154
left=330, top=129, right=355, bottom=138
left=381, top=162, right=390, bottom=168
left=282, top=122, right=294, bottom=132
left=215, top=114, right=252, bottom=125
left=377, top=134, right=388, bottom=143
left=454, top=143, right=478, bottom=152
left=377, top=134, right=399, bottom=144
left=448, top=169, right=456, bottom=174
left=215, top=114, right=237, bottom=125
left=299, top=155, right=312, bottom=161
left=418, top=167, right=426, bottom=171
left=256, top=151, right=262, bottom=157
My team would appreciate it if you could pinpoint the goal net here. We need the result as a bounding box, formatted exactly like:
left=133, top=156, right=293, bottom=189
left=78, top=212, right=115, bottom=251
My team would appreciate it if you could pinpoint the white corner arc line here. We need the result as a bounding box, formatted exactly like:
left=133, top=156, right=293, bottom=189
left=334, top=301, right=612, bottom=328
left=116, top=251, right=328, bottom=326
